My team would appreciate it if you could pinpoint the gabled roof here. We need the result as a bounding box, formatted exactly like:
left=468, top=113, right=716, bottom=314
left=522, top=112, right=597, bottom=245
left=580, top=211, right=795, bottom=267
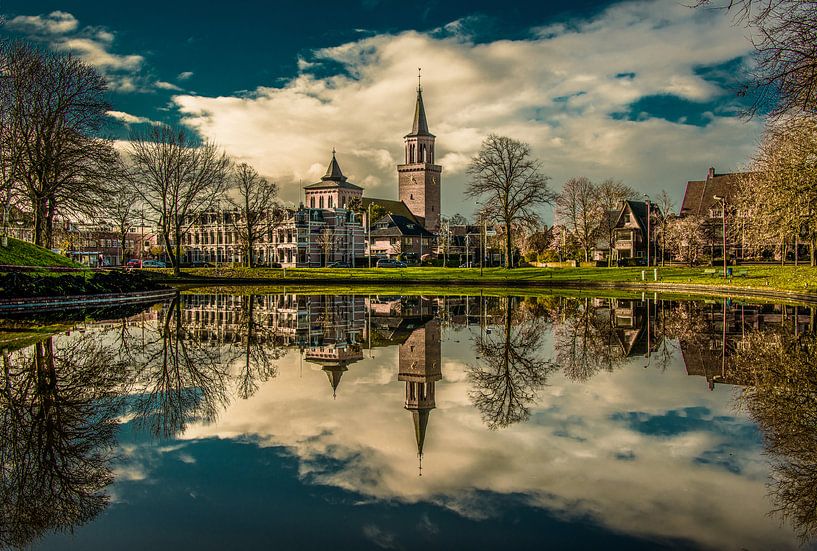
left=613, top=200, right=661, bottom=238
left=361, top=197, right=419, bottom=223
left=303, top=151, right=363, bottom=191
left=370, top=213, right=435, bottom=238
left=405, top=89, right=434, bottom=138
left=680, top=168, right=743, bottom=217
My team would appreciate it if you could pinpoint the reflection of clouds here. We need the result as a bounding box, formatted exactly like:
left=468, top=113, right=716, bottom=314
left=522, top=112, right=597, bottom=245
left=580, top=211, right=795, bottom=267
left=160, top=337, right=798, bottom=550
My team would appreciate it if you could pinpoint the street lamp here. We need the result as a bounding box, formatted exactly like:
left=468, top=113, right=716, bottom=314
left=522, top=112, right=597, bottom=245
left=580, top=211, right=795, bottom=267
left=643, top=194, right=651, bottom=267
left=713, top=195, right=727, bottom=278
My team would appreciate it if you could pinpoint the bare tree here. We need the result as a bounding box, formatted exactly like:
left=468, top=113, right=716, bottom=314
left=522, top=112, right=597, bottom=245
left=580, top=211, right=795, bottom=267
left=466, top=135, right=554, bottom=268
left=695, top=0, right=817, bottom=117
left=127, top=125, right=230, bottom=276
left=225, top=162, right=281, bottom=268
left=316, top=226, right=337, bottom=266
left=654, top=190, right=676, bottom=266
left=555, top=177, right=603, bottom=262
left=664, top=215, right=708, bottom=265
left=596, top=179, right=638, bottom=266
left=0, top=40, right=114, bottom=247
left=95, top=156, right=138, bottom=265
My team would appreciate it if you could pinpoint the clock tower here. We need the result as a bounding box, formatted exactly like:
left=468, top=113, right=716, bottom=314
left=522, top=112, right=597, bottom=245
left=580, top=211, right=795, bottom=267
left=397, top=72, right=442, bottom=233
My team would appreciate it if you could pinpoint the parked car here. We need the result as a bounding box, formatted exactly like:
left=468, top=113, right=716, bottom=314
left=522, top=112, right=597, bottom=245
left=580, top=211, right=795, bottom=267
left=376, top=259, right=407, bottom=268
left=327, top=262, right=350, bottom=268
left=268, top=262, right=283, bottom=268
left=141, top=260, right=167, bottom=268
left=126, top=258, right=142, bottom=268
left=459, top=262, right=474, bottom=268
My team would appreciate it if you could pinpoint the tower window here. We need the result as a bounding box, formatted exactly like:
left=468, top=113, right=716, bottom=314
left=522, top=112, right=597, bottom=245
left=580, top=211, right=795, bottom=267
left=410, top=193, right=414, bottom=200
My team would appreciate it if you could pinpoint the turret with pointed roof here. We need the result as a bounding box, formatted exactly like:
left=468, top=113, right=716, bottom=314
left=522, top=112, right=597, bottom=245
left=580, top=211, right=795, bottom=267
left=303, top=150, right=363, bottom=210
left=398, top=71, right=442, bottom=233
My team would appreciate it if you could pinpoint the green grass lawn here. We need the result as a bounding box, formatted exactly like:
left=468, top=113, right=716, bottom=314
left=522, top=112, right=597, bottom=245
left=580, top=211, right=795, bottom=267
left=154, top=264, right=817, bottom=295
left=0, top=237, right=83, bottom=268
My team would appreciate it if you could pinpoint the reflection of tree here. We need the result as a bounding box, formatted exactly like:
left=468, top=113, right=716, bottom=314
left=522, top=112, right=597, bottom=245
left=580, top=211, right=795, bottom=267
left=467, top=296, right=556, bottom=429
left=553, top=297, right=625, bottom=381
left=129, top=297, right=230, bottom=438
left=733, top=328, right=817, bottom=544
left=228, top=295, right=284, bottom=400
left=0, top=335, right=125, bottom=548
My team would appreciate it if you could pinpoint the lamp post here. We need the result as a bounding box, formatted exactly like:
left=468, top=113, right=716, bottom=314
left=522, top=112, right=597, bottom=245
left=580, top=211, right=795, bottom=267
left=713, top=195, right=727, bottom=278
left=367, top=203, right=372, bottom=268
left=643, top=194, right=651, bottom=267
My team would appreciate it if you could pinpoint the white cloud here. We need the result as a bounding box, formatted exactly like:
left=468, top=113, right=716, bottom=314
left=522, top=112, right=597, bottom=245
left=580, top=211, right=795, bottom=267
left=177, top=71, right=195, bottom=81
left=107, top=110, right=152, bottom=124
left=155, top=80, right=183, bottom=91
left=6, top=11, right=78, bottom=35
left=4, top=11, right=149, bottom=93
left=172, top=0, right=761, bottom=218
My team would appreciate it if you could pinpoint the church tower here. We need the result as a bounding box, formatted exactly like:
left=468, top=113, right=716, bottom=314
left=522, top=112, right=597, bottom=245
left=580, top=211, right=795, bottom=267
left=398, top=72, right=442, bottom=233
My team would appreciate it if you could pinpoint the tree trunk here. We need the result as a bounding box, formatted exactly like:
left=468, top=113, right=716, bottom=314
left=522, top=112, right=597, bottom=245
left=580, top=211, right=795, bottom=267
left=45, top=198, right=56, bottom=249
left=120, top=231, right=128, bottom=266
left=247, top=233, right=254, bottom=268
left=505, top=222, right=512, bottom=269
left=811, top=236, right=816, bottom=267
left=34, top=196, right=47, bottom=247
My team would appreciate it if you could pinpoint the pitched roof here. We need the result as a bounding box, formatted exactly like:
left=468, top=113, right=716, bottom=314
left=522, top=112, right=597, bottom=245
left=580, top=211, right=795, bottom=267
left=361, top=197, right=419, bottom=222
left=405, top=89, right=434, bottom=138
left=680, top=168, right=743, bottom=217
left=303, top=151, right=363, bottom=191
left=370, top=213, right=435, bottom=238
left=613, top=200, right=662, bottom=239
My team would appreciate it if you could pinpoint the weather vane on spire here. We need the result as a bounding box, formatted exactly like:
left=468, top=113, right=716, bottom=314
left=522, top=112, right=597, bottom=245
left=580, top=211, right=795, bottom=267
left=418, top=67, right=422, bottom=92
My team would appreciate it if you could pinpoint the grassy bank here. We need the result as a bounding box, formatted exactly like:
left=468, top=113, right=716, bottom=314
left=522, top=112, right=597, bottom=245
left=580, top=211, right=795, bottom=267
left=0, top=237, right=82, bottom=268
left=0, top=270, right=167, bottom=299
left=155, top=265, right=817, bottom=295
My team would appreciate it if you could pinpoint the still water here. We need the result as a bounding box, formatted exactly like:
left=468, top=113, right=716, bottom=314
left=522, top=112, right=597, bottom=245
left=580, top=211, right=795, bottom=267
left=1, top=290, right=816, bottom=550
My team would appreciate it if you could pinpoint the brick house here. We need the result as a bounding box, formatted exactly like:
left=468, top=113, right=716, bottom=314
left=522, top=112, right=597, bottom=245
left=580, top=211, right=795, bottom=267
left=680, top=167, right=745, bottom=260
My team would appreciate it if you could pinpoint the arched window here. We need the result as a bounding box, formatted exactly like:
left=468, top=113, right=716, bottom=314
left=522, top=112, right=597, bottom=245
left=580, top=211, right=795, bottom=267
left=319, top=196, right=324, bottom=209
left=310, top=197, right=315, bottom=208
left=329, top=196, right=334, bottom=208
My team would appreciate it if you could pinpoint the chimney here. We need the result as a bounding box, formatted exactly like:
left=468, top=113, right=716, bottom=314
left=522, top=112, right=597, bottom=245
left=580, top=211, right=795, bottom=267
left=707, top=167, right=715, bottom=180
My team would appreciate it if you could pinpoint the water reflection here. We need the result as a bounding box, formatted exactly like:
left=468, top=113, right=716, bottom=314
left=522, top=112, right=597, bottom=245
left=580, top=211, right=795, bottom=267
left=0, top=335, right=125, bottom=548
left=0, top=292, right=816, bottom=549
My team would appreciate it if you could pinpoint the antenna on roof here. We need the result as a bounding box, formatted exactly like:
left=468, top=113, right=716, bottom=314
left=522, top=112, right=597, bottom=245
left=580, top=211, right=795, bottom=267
left=418, top=67, right=422, bottom=92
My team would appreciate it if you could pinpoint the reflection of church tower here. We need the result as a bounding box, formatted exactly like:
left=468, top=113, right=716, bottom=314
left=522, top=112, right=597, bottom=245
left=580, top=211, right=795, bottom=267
left=398, top=319, right=442, bottom=474
left=323, top=363, right=348, bottom=399
left=398, top=72, right=442, bottom=233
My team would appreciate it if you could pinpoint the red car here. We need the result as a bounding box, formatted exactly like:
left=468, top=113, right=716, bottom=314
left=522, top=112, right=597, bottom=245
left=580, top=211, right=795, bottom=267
left=126, top=259, right=142, bottom=268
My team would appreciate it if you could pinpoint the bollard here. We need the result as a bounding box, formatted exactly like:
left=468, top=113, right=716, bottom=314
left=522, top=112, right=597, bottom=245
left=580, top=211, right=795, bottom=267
left=654, top=268, right=658, bottom=281
left=641, top=270, right=646, bottom=281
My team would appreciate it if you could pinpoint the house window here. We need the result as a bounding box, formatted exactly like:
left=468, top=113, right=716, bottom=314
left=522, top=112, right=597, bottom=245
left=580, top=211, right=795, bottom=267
left=329, top=196, right=334, bottom=208
left=310, top=198, right=315, bottom=208
left=319, top=197, right=324, bottom=209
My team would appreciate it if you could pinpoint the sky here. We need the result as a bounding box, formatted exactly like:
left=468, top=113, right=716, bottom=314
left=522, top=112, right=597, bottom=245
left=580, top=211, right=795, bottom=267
left=1, top=0, right=763, bottom=220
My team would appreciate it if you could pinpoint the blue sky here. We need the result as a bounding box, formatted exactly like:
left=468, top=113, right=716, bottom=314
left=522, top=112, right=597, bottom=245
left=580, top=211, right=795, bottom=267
left=1, top=1, right=761, bottom=216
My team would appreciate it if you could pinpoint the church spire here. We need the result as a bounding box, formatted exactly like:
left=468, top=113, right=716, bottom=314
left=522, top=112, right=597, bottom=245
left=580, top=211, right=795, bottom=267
left=323, top=363, right=348, bottom=399
left=409, top=69, right=431, bottom=137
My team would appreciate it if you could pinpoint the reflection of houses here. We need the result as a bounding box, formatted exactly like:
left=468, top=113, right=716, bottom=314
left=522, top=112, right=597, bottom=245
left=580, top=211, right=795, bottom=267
left=678, top=302, right=813, bottom=390
left=611, top=298, right=662, bottom=357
